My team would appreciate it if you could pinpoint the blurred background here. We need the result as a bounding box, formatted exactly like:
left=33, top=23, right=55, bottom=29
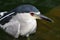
left=0, top=0, right=60, bottom=40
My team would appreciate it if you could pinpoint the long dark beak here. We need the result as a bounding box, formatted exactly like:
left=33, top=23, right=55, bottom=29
left=40, top=14, right=53, bottom=22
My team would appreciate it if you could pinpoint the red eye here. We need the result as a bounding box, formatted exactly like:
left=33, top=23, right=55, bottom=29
left=30, top=13, right=34, bottom=16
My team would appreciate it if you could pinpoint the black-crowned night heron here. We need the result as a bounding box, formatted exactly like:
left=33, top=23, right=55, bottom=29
left=0, top=4, right=53, bottom=40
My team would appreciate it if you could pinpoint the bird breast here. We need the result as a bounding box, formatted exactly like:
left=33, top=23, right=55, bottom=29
left=20, top=19, right=37, bottom=35
left=15, top=13, right=37, bottom=35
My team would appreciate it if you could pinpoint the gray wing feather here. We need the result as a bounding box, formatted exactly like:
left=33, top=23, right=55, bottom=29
left=4, top=21, right=20, bottom=38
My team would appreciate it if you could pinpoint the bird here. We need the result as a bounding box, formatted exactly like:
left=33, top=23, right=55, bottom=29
left=0, top=4, right=53, bottom=40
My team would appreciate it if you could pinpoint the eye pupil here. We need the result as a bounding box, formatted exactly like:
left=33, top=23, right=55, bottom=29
left=30, top=13, right=34, bottom=16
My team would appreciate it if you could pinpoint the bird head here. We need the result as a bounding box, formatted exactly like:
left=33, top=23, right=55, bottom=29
left=15, top=4, right=53, bottom=22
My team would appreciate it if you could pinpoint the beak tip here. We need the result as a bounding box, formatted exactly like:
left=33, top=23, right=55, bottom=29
left=47, top=19, right=54, bottom=23
left=40, top=14, right=54, bottom=23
